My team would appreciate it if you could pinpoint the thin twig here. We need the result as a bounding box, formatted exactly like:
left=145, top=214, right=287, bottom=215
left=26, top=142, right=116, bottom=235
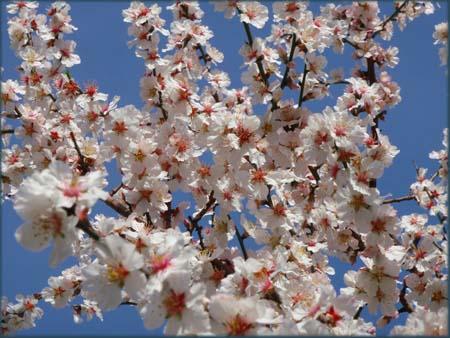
left=398, top=280, right=413, bottom=313
left=342, top=37, right=359, bottom=50
left=366, top=58, right=379, bottom=188
left=298, top=63, right=308, bottom=107
left=382, top=195, right=416, bottom=204
left=236, top=7, right=278, bottom=111
left=280, top=33, right=297, bottom=89
left=235, top=224, right=248, bottom=260
left=353, top=305, right=365, bottom=319
left=187, top=191, right=216, bottom=250
left=14, top=106, right=23, bottom=117
left=372, top=1, right=409, bottom=39
left=109, top=183, right=123, bottom=197
left=69, top=131, right=89, bottom=175
left=191, top=191, right=216, bottom=224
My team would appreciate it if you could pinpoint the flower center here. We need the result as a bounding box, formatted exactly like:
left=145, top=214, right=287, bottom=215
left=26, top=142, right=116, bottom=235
left=112, top=121, right=128, bottom=135
left=134, top=149, right=146, bottom=162
left=63, top=177, right=82, bottom=198
left=150, top=254, right=171, bottom=273
left=235, top=124, right=253, bottom=146
left=286, top=2, right=299, bottom=13
left=314, top=130, right=328, bottom=145
left=163, top=290, right=186, bottom=317
left=197, top=165, right=211, bottom=178
left=431, top=290, right=445, bottom=303
left=107, top=264, right=129, bottom=287
left=226, top=314, right=253, bottom=336
left=349, top=194, right=367, bottom=212
left=54, top=286, right=66, bottom=297
left=371, top=218, right=386, bottom=233
left=251, top=169, right=266, bottom=183
left=273, top=203, right=286, bottom=217
left=323, top=306, right=343, bottom=327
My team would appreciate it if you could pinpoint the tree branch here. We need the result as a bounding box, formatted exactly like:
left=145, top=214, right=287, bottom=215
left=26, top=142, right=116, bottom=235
left=235, top=224, right=248, bottom=260
left=236, top=7, right=279, bottom=111
left=69, top=131, right=89, bottom=175
left=398, top=280, right=413, bottom=313
left=382, top=195, right=416, bottom=204
left=191, top=191, right=216, bottom=224
left=76, top=218, right=100, bottom=241
left=187, top=191, right=216, bottom=250
left=353, top=305, right=365, bottom=319
left=372, top=1, right=409, bottom=39
left=102, top=197, right=132, bottom=218
left=298, top=63, right=308, bottom=107
left=109, top=183, right=123, bottom=197
left=280, top=33, right=297, bottom=89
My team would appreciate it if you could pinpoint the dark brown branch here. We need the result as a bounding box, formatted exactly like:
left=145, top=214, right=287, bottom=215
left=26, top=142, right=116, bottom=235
left=157, top=90, right=168, bottom=120
left=48, top=93, right=57, bottom=102
left=197, top=44, right=211, bottom=63
left=298, top=63, right=308, bottom=107
left=76, top=218, right=100, bottom=241
left=1, top=129, right=14, bottom=134
left=399, top=280, right=413, bottom=313
left=235, top=225, right=248, bottom=260
left=280, top=33, right=297, bottom=89
left=239, top=18, right=268, bottom=86
left=69, top=131, right=89, bottom=175
left=342, top=37, right=359, bottom=50
left=188, top=214, right=205, bottom=250
left=163, top=200, right=173, bottom=228
left=187, top=191, right=216, bottom=250
left=430, top=168, right=441, bottom=182
left=353, top=305, right=365, bottom=319
left=191, top=191, right=216, bottom=224
left=366, top=58, right=379, bottom=188
left=319, top=79, right=351, bottom=86
left=109, top=183, right=123, bottom=197
left=433, top=241, right=444, bottom=252
left=151, top=69, right=168, bottom=121
left=14, top=106, right=23, bottom=117
left=236, top=7, right=279, bottom=111
left=372, top=1, right=409, bottom=39
left=308, top=165, right=321, bottom=183
left=382, top=195, right=416, bottom=204
left=102, top=197, right=132, bottom=218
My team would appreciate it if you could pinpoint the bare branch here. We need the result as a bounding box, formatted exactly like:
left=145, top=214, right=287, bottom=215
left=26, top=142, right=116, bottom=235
left=280, top=33, right=297, bottom=89
left=353, top=305, right=365, bottom=319
left=186, top=191, right=216, bottom=250
left=235, top=224, right=248, bottom=260
left=298, top=63, right=309, bottom=107
left=76, top=218, right=100, bottom=241
left=102, top=197, right=132, bottom=218
left=109, top=183, right=123, bottom=197
left=69, top=131, right=89, bottom=175
left=382, top=195, right=416, bottom=204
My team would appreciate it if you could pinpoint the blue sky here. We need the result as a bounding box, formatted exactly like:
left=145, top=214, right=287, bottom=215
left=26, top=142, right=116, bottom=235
left=1, top=1, right=447, bottom=336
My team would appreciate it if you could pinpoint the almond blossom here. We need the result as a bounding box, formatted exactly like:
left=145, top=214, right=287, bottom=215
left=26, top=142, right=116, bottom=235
left=1, top=1, right=447, bottom=336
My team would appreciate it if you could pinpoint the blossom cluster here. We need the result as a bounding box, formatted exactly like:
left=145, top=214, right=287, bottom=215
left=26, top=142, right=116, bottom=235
left=433, top=21, right=448, bottom=66
left=1, top=1, right=447, bottom=336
